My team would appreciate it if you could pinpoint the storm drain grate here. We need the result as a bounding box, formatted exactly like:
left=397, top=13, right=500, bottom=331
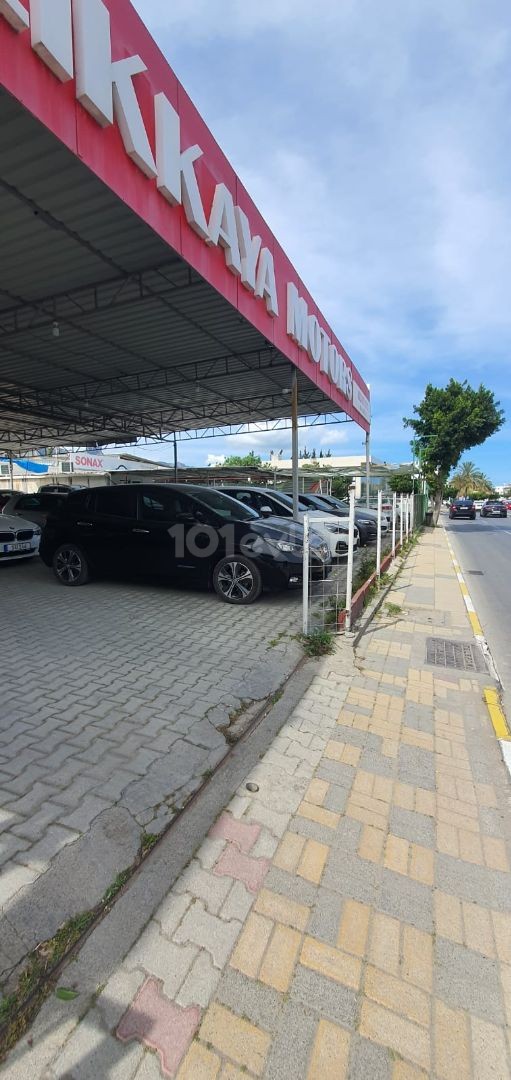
left=467, top=570, right=484, bottom=575
left=426, top=637, right=487, bottom=672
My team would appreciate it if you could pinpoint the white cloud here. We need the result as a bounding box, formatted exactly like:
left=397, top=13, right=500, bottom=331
left=131, top=0, right=511, bottom=475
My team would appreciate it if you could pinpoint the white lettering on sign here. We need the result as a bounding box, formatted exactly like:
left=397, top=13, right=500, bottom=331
left=112, top=56, right=157, bottom=179
left=287, top=282, right=357, bottom=402
left=255, top=247, right=279, bottom=316
left=31, top=0, right=73, bottom=82
left=353, top=381, right=371, bottom=422
left=155, top=93, right=209, bottom=240
left=0, top=0, right=29, bottom=32
left=287, top=282, right=309, bottom=350
left=73, top=0, right=113, bottom=126
left=207, top=183, right=242, bottom=275
left=0, top=0, right=368, bottom=415
left=234, top=207, right=261, bottom=293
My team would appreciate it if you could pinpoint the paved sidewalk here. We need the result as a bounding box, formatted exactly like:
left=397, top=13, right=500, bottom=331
left=5, top=526, right=511, bottom=1078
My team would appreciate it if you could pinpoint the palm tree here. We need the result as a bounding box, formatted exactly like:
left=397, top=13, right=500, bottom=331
left=450, top=461, right=493, bottom=497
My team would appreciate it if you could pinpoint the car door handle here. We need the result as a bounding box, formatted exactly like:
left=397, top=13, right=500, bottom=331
left=132, top=528, right=150, bottom=534
left=77, top=521, right=94, bottom=527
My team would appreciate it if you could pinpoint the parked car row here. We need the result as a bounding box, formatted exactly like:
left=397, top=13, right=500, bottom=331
left=1, top=483, right=392, bottom=604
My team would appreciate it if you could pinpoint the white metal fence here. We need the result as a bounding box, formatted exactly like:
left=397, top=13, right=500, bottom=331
left=302, top=490, right=417, bottom=635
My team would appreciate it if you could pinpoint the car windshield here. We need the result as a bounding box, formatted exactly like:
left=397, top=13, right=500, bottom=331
left=267, top=491, right=309, bottom=512
left=193, top=488, right=259, bottom=522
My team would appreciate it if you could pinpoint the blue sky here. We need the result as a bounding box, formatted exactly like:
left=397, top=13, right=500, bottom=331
left=131, top=0, right=511, bottom=483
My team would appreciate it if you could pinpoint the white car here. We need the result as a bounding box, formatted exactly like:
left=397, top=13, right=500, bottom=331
left=0, top=514, right=41, bottom=563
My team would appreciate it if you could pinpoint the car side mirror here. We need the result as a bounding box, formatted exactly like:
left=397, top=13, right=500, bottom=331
left=260, top=505, right=273, bottom=517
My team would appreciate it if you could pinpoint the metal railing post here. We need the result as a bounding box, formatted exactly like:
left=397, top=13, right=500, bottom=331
left=302, top=513, right=310, bottom=635
left=399, top=495, right=404, bottom=547
left=376, top=490, right=382, bottom=582
left=392, top=492, right=397, bottom=556
left=345, top=487, right=356, bottom=632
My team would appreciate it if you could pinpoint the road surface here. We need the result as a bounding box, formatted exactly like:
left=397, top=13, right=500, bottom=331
left=444, top=509, right=511, bottom=716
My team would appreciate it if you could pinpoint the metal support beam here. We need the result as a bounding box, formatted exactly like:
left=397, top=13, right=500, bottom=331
left=291, top=372, right=299, bottom=521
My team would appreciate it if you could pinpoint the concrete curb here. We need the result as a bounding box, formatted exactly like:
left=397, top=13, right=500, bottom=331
left=444, top=528, right=511, bottom=779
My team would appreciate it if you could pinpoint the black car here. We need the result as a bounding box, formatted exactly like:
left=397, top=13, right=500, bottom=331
left=40, top=484, right=331, bottom=605
left=293, top=492, right=377, bottom=546
left=481, top=500, right=508, bottom=518
left=449, top=499, right=476, bottom=520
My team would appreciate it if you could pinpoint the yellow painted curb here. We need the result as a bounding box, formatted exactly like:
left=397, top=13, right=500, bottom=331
left=484, top=688, right=510, bottom=740
left=468, top=611, right=484, bottom=637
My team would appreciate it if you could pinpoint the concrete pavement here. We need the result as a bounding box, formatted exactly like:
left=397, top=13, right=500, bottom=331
left=4, top=526, right=511, bottom=1078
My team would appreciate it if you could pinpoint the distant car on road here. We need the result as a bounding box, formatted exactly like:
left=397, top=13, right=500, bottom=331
left=481, top=500, right=508, bottom=518
left=473, top=500, right=485, bottom=512
left=449, top=499, right=476, bottom=520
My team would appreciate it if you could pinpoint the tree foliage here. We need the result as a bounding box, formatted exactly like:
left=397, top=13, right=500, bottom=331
left=449, top=461, right=493, bottom=497
left=404, top=380, right=504, bottom=511
left=388, top=472, right=414, bottom=494
left=223, top=452, right=262, bottom=467
left=331, top=476, right=350, bottom=500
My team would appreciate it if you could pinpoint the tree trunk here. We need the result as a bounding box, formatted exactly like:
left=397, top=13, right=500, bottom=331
left=432, top=489, right=443, bottom=525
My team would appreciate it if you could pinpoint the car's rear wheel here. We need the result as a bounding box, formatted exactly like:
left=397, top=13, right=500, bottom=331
left=53, top=543, right=90, bottom=586
left=213, top=555, right=262, bottom=604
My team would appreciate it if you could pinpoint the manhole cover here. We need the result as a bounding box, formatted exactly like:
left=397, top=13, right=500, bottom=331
left=426, top=637, right=487, bottom=672
left=467, top=570, right=484, bottom=576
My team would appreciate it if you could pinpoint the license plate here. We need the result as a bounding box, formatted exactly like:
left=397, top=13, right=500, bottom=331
left=3, top=542, right=31, bottom=553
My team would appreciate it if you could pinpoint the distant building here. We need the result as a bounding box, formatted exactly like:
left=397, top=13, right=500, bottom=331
left=268, top=453, right=412, bottom=500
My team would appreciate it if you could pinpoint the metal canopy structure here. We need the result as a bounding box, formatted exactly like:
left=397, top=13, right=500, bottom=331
left=0, top=1, right=370, bottom=454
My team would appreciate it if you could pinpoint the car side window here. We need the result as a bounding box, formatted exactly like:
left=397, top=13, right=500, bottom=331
left=141, top=490, right=194, bottom=522
left=92, top=488, right=138, bottom=518
left=17, top=495, right=41, bottom=510
left=234, top=491, right=259, bottom=512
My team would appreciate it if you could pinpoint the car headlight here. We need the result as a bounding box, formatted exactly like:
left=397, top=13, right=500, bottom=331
left=324, top=523, right=346, bottom=533
left=265, top=537, right=303, bottom=554
left=33, top=526, right=42, bottom=536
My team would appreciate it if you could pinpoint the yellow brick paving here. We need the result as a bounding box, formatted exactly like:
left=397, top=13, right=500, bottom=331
left=183, top=528, right=511, bottom=1079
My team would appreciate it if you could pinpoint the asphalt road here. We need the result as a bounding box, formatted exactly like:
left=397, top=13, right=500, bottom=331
left=444, top=509, right=511, bottom=715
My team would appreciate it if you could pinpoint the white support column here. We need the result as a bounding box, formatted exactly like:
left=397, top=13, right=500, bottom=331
left=392, top=492, right=397, bottom=556
left=345, top=485, right=356, bottom=632
left=302, top=512, right=310, bottom=635
left=376, top=491, right=382, bottom=582
left=405, top=496, right=410, bottom=540
left=399, top=495, right=404, bottom=547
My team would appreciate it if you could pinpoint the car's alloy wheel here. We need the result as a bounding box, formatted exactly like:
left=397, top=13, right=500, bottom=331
left=213, top=556, right=262, bottom=604
left=53, top=544, right=89, bottom=586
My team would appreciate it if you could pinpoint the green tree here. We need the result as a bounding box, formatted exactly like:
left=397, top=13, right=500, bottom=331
left=388, top=472, right=414, bottom=495
left=404, top=380, right=504, bottom=521
left=222, top=451, right=262, bottom=467
left=331, top=476, right=350, bottom=500
left=449, top=461, right=493, bottom=497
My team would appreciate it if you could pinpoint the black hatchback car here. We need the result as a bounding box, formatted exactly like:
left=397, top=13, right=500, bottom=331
left=449, top=499, right=476, bottom=520
left=40, top=484, right=331, bottom=605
